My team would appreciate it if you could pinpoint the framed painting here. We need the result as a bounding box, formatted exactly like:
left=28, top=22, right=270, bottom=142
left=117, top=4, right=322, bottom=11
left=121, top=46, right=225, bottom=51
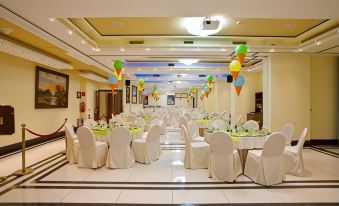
left=167, top=95, right=175, bottom=105
left=35, top=66, right=69, bottom=109
left=126, top=86, right=130, bottom=104
left=132, top=85, right=137, bottom=104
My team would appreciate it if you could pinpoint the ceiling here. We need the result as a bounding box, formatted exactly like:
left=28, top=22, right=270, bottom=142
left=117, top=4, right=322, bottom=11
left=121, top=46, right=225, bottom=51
left=0, top=0, right=338, bottom=92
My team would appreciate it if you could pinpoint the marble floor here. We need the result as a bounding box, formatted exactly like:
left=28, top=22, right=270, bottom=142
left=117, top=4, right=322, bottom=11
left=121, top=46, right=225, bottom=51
left=0, top=129, right=338, bottom=205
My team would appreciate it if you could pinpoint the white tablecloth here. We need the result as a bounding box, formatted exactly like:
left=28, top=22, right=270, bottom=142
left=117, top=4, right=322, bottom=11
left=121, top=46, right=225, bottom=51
left=193, top=119, right=210, bottom=129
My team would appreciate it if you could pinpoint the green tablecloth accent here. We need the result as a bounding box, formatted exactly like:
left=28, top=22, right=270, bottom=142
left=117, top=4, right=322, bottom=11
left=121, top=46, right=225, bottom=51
left=231, top=136, right=239, bottom=142
left=143, top=116, right=152, bottom=121
left=92, top=129, right=108, bottom=135
left=194, top=119, right=209, bottom=123
left=129, top=128, right=141, bottom=134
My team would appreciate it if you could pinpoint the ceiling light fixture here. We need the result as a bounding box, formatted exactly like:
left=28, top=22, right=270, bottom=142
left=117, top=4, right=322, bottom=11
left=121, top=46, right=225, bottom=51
left=221, top=48, right=226, bottom=52
left=270, top=48, right=275, bottom=52
left=145, top=47, right=150, bottom=51
left=49, top=18, right=55, bottom=22
left=120, top=47, right=125, bottom=52
left=94, top=47, right=100, bottom=52
left=236, top=21, right=241, bottom=25
left=315, top=40, right=321, bottom=45
left=68, top=30, right=73, bottom=35
left=184, top=16, right=225, bottom=36
left=81, top=39, right=86, bottom=44
left=179, top=59, right=199, bottom=66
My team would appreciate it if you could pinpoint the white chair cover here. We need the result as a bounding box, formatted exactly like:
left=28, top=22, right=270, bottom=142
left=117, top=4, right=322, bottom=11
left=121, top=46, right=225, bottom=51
left=65, top=123, right=79, bottom=164
left=243, top=120, right=259, bottom=130
left=244, top=132, right=286, bottom=186
left=236, top=114, right=242, bottom=124
left=106, top=127, right=135, bottom=168
left=84, top=119, right=96, bottom=128
left=179, top=116, right=188, bottom=139
left=77, top=126, right=108, bottom=168
left=210, top=118, right=227, bottom=130
left=136, top=117, right=146, bottom=135
left=210, top=112, right=220, bottom=118
left=208, top=132, right=242, bottom=182
left=127, top=115, right=138, bottom=124
left=182, top=125, right=210, bottom=169
left=284, top=128, right=307, bottom=176
left=132, top=125, right=162, bottom=164
left=184, top=113, right=192, bottom=122
left=187, top=121, right=204, bottom=142
left=280, top=123, right=294, bottom=145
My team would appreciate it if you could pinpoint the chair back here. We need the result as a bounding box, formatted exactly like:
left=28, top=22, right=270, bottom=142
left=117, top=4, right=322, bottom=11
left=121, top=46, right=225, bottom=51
left=127, top=115, right=138, bottom=124
left=109, top=127, right=132, bottom=153
left=209, top=131, right=233, bottom=155
left=84, top=119, right=96, bottom=128
left=65, top=122, right=76, bottom=139
left=179, top=116, right=188, bottom=128
left=136, top=117, right=146, bottom=127
left=280, top=123, right=294, bottom=145
left=243, top=120, right=259, bottom=130
left=181, top=125, right=191, bottom=147
left=262, top=132, right=286, bottom=157
left=210, top=118, right=227, bottom=130
left=187, top=120, right=199, bottom=140
left=184, top=113, right=192, bottom=122
left=210, top=112, right=220, bottom=118
left=236, top=114, right=242, bottom=124
left=295, top=128, right=308, bottom=153
left=77, top=126, right=96, bottom=163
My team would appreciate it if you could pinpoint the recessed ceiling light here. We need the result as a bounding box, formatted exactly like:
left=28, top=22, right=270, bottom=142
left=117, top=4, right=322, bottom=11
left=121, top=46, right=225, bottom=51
left=49, top=18, right=55, bottom=22
left=179, top=59, right=199, bottom=66
left=112, top=22, right=124, bottom=27
left=145, top=48, right=150, bottom=51
left=221, top=48, right=226, bottom=52
left=138, top=68, right=141, bottom=71
left=315, top=40, right=321, bottom=45
left=68, top=30, right=73, bottom=35
left=236, top=21, right=241, bottom=25
left=92, top=47, right=96, bottom=51
left=270, top=48, right=275, bottom=52
left=95, top=47, right=100, bottom=52
left=81, top=39, right=86, bottom=44
left=297, top=48, right=303, bottom=52
left=120, top=47, right=125, bottom=52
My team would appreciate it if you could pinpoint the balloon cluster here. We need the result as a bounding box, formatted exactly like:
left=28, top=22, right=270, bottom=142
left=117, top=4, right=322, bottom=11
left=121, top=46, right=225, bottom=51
left=108, top=60, right=124, bottom=92
left=229, top=44, right=248, bottom=96
left=188, top=87, right=197, bottom=101
left=151, top=85, right=160, bottom=101
left=200, top=75, right=214, bottom=101
left=138, top=79, right=144, bottom=92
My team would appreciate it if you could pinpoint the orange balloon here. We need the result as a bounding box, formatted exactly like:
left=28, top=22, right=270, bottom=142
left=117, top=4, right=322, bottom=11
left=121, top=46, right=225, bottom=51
left=232, top=71, right=239, bottom=81
left=110, top=84, right=116, bottom=92
left=235, top=86, right=242, bottom=96
left=236, top=53, right=246, bottom=65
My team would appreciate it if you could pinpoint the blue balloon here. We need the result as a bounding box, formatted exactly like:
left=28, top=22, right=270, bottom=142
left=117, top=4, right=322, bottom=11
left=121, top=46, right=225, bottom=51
left=108, top=75, right=118, bottom=84
left=233, top=75, right=245, bottom=86
left=142, top=91, right=147, bottom=96
left=204, top=86, right=210, bottom=93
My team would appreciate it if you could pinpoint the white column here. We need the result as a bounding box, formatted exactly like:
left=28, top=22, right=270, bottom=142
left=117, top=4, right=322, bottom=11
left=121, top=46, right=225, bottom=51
left=262, top=56, right=271, bottom=129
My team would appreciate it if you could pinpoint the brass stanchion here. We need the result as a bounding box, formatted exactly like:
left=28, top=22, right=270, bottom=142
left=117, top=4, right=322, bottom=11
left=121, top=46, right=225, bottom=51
left=14, top=124, right=33, bottom=176
left=0, top=176, right=7, bottom=183
left=62, top=118, right=68, bottom=154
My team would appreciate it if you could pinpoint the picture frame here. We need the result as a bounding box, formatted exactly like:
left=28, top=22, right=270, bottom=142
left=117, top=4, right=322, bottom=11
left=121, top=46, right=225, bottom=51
left=132, top=85, right=137, bottom=104
left=76, top=91, right=81, bottom=99
left=180, top=93, right=188, bottom=98
left=175, top=93, right=180, bottom=98
left=126, top=86, right=130, bottom=103
left=167, top=95, right=175, bottom=105
left=35, top=66, right=69, bottom=109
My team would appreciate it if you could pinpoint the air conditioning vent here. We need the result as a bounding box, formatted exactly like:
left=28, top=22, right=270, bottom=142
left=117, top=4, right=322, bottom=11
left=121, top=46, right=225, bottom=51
left=199, top=74, right=206, bottom=77
left=153, top=74, right=160, bottom=77
left=129, top=41, right=144, bottom=44
left=184, top=40, right=194, bottom=44
left=168, top=63, right=175, bottom=67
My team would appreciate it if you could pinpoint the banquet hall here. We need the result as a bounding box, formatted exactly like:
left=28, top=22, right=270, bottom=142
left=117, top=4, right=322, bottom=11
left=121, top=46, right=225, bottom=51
left=0, top=0, right=338, bottom=205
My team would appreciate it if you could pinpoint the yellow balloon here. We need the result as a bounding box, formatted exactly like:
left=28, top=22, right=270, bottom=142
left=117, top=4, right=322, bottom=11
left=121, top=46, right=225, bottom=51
left=230, top=60, right=241, bottom=72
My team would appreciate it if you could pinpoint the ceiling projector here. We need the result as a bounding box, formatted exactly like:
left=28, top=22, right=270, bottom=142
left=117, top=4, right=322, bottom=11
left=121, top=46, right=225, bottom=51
left=200, top=17, right=220, bottom=30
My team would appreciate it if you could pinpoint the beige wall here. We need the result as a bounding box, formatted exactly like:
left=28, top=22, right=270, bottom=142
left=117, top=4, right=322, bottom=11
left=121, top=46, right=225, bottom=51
left=270, top=54, right=311, bottom=140
left=310, top=56, right=338, bottom=140
left=0, top=52, right=81, bottom=146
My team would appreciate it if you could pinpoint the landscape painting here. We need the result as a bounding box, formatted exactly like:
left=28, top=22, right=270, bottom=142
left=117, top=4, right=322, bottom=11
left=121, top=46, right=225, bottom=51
left=35, top=66, right=69, bottom=109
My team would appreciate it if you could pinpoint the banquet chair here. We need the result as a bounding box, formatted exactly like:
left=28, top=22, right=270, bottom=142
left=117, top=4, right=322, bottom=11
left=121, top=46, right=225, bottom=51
left=160, top=115, right=168, bottom=134
left=106, top=127, right=135, bottom=168
left=184, top=112, right=192, bottom=122
left=127, top=114, right=138, bottom=124
left=179, top=116, right=188, bottom=139
left=280, top=123, right=294, bottom=145
left=220, top=111, right=228, bottom=117
left=182, top=125, right=210, bottom=169
left=236, top=114, right=242, bottom=124
left=244, top=132, right=286, bottom=186
left=136, top=117, right=146, bottom=133
left=210, top=112, right=220, bottom=118
left=65, top=122, right=79, bottom=164
left=243, top=120, right=260, bottom=131
left=130, top=111, right=137, bottom=116
left=210, top=118, right=227, bottom=131
left=132, top=125, right=162, bottom=164
left=208, top=132, right=242, bottom=182
left=83, top=119, right=96, bottom=128
left=77, top=126, right=108, bottom=168
left=284, top=128, right=307, bottom=176
left=187, top=120, right=204, bottom=142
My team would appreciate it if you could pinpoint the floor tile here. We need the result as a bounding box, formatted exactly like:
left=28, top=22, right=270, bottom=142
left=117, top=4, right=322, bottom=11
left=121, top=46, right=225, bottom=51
left=271, top=188, right=339, bottom=202
left=0, top=189, right=70, bottom=202
left=62, top=189, right=121, bottom=203
left=85, top=167, right=133, bottom=182
left=117, top=190, right=172, bottom=204
left=41, top=164, right=94, bottom=181
left=223, top=189, right=283, bottom=203
left=173, top=190, right=228, bottom=204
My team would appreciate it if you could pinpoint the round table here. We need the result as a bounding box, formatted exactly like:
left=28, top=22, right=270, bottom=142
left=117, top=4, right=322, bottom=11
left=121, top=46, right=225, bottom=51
left=193, top=119, right=210, bottom=136
left=204, top=130, right=269, bottom=171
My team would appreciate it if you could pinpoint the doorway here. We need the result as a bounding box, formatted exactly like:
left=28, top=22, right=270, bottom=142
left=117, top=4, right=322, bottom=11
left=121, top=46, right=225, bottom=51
left=95, top=90, right=123, bottom=121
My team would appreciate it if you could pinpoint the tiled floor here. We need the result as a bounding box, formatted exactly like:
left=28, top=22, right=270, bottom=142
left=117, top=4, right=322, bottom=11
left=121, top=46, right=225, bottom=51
left=0, top=128, right=338, bottom=205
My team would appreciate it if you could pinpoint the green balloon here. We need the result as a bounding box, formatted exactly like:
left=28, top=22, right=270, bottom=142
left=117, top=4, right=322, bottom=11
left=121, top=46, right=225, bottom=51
left=113, top=60, right=123, bottom=69
left=138, top=79, right=144, bottom=85
left=201, top=84, right=207, bottom=89
left=207, top=75, right=213, bottom=81
left=235, top=44, right=248, bottom=54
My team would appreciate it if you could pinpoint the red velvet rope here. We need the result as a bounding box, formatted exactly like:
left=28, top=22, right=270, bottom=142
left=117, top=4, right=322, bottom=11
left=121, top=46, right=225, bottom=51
left=26, top=121, right=66, bottom=137
left=100, top=114, right=108, bottom=120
